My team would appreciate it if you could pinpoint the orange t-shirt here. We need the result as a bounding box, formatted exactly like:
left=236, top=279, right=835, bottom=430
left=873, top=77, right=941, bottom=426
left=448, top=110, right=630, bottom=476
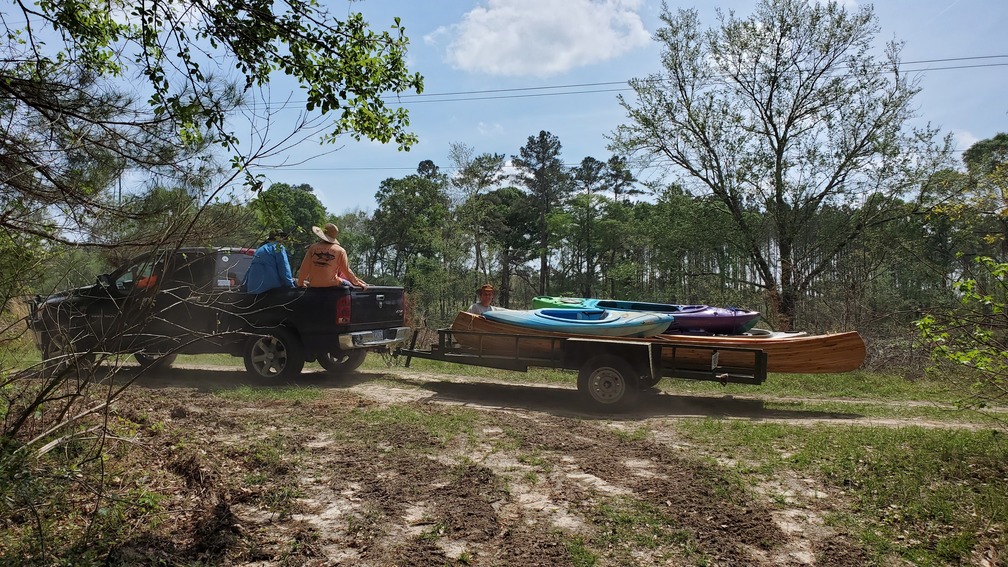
left=297, top=241, right=366, bottom=288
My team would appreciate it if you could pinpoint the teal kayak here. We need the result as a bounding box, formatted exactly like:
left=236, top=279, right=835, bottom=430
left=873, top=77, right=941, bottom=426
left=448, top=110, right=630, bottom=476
left=531, top=296, right=760, bottom=335
left=481, top=308, right=675, bottom=338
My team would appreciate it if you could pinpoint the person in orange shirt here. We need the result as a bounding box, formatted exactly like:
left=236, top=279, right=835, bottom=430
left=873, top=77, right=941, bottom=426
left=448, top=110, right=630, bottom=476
left=297, top=223, right=368, bottom=289
left=136, top=260, right=164, bottom=290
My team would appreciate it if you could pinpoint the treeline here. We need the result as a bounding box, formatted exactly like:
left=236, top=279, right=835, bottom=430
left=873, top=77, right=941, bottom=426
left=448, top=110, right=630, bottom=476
left=23, top=131, right=1000, bottom=371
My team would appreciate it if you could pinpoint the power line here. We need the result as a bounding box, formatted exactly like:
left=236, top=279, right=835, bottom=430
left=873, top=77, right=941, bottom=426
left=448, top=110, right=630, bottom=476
left=249, top=54, right=1002, bottom=174
left=391, top=54, right=1008, bottom=100
left=250, top=54, right=1008, bottom=110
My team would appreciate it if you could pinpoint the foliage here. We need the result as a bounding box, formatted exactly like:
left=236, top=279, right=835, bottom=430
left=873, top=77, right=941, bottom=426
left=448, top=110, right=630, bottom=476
left=2, top=1, right=422, bottom=250
left=1, top=1, right=425, bottom=557
left=512, top=131, right=570, bottom=294
left=250, top=183, right=327, bottom=266
left=612, top=0, right=954, bottom=329
left=371, top=162, right=451, bottom=282
left=473, top=187, right=538, bottom=307
left=917, top=256, right=1008, bottom=411
left=961, top=133, right=1008, bottom=254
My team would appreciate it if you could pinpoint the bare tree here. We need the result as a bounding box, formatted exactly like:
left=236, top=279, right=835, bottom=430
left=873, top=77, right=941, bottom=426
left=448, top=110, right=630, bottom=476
left=612, top=0, right=953, bottom=329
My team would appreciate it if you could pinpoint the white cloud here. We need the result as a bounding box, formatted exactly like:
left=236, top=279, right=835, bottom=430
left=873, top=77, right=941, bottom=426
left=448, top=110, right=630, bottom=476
left=430, top=0, right=651, bottom=78
left=953, top=129, right=979, bottom=155
left=477, top=121, right=505, bottom=136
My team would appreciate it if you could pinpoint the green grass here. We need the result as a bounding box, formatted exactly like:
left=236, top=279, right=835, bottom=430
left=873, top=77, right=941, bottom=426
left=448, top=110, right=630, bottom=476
left=216, top=384, right=325, bottom=402
left=349, top=405, right=479, bottom=446
left=760, top=399, right=1004, bottom=425
left=657, top=370, right=956, bottom=402
left=589, top=499, right=707, bottom=564
left=673, top=419, right=1008, bottom=565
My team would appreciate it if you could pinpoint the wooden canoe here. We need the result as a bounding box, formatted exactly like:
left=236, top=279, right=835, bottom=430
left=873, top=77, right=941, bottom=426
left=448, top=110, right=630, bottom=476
left=449, top=311, right=866, bottom=374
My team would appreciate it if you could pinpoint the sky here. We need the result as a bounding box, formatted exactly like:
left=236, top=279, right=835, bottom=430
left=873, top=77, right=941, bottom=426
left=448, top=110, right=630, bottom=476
left=243, top=0, right=1008, bottom=216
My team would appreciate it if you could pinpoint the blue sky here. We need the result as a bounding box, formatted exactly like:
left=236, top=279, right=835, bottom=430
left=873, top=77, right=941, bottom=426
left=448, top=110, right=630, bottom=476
left=244, top=0, right=1007, bottom=216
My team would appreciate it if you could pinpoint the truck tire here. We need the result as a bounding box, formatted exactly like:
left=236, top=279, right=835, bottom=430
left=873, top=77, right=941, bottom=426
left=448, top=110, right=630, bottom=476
left=577, top=354, right=639, bottom=412
left=134, top=352, right=178, bottom=369
left=243, top=328, right=305, bottom=380
left=318, top=349, right=367, bottom=375
left=42, top=331, right=96, bottom=372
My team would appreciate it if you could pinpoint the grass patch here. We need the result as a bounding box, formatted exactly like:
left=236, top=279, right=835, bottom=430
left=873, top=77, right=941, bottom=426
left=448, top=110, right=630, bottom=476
left=659, top=370, right=956, bottom=403
left=589, top=499, right=706, bottom=564
left=674, top=420, right=1008, bottom=565
left=216, top=384, right=324, bottom=402
left=349, top=405, right=478, bottom=446
left=761, top=399, right=1003, bottom=425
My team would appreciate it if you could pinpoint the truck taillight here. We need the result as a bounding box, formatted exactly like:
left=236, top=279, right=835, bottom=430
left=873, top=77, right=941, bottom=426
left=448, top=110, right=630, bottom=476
left=336, top=293, right=351, bottom=324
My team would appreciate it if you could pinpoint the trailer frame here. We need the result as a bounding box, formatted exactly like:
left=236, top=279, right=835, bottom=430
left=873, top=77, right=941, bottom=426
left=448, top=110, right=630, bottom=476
left=397, top=327, right=769, bottom=411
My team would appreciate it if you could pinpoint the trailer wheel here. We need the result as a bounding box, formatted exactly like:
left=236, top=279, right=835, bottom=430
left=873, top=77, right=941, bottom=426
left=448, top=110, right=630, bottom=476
left=244, top=328, right=305, bottom=380
left=318, top=349, right=367, bottom=376
left=577, top=354, right=639, bottom=411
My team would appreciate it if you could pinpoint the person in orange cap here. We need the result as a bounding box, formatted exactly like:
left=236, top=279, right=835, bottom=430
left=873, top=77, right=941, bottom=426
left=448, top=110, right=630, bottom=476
left=467, top=283, right=497, bottom=315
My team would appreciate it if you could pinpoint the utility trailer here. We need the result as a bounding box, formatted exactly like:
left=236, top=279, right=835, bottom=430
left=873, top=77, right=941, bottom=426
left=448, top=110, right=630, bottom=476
left=397, top=327, right=768, bottom=411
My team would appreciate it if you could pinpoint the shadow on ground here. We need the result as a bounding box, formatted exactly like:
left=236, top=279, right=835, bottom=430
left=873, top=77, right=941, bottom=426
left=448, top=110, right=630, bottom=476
left=112, top=364, right=862, bottom=422
left=417, top=378, right=862, bottom=422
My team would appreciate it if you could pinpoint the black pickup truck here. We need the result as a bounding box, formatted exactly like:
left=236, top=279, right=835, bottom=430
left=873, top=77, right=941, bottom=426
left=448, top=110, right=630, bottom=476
left=28, top=247, right=410, bottom=379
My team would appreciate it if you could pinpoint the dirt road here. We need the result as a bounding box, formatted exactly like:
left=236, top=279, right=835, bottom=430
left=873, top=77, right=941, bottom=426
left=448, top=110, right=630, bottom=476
left=107, top=364, right=917, bottom=566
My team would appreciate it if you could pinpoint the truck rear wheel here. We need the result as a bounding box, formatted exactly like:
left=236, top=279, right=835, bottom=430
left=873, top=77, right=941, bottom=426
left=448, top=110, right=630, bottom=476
left=244, top=328, right=305, bottom=380
left=318, top=349, right=367, bottom=375
left=577, top=354, right=639, bottom=412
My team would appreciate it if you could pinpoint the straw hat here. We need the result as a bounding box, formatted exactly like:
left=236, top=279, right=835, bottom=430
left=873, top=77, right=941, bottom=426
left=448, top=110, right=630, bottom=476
left=478, top=283, right=495, bottom=293
left=312, top=223, right=340, bottom=244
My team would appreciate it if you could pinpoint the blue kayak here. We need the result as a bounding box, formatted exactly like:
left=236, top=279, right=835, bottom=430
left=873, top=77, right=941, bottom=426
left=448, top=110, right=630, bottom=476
left=531, top=296, right=761, bottom=335
left=481, top=308, right=675, bottom=338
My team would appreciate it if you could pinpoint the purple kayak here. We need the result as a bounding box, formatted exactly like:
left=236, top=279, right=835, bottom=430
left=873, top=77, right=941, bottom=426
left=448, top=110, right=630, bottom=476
left=531, top=296, right=761, bottom=335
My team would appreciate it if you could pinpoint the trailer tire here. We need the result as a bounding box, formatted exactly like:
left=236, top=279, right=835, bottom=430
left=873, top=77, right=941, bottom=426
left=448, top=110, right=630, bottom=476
left=244, top=328, right=305, bottom=380
left=577, top=354, right=639, bottom=411
left=318, top=349, right=367, bottom=376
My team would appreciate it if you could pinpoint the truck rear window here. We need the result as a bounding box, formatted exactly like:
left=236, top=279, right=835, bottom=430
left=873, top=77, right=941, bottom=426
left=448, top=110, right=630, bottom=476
left=214, top=251, right=254, bottom=289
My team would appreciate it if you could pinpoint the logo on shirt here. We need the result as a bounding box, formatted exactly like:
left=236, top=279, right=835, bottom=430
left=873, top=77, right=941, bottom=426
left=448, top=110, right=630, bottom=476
left=311, top=250, right=336, bottom=265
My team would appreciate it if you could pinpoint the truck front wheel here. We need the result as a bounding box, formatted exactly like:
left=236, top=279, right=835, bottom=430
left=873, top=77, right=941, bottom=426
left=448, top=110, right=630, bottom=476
left=134, top=352, right=178, bottom=369
left=42, top=331, right=96, bottom=373
left=577, top=354, right=639, bottom=412
left=318, top=349, right=367, bottom=375
left=244, top=328, right=305, bottom=380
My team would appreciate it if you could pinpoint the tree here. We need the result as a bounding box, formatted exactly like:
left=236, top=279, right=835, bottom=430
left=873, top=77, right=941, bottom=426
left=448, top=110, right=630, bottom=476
left=512, top=131, right=570, bottom=294
left=962, top=133, right=1008, bottom=256
left=448, top=143, right=507, bottom=284
left=371, top=163, right=450, bottom=280
left=2, top=1, right=423, bottom=250
left=612, top=0, right=953, bottom=329
left=570, top=157, right=607, bottom=297
left=1, top=3, right=424, bottom=559
left=604, top=155, right=643, bottom=204
left=250, top=183, right=327, bottom=265
left=918, top=256, right=1008, bottom=416
left=475, top=187, right=537, bottom=307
